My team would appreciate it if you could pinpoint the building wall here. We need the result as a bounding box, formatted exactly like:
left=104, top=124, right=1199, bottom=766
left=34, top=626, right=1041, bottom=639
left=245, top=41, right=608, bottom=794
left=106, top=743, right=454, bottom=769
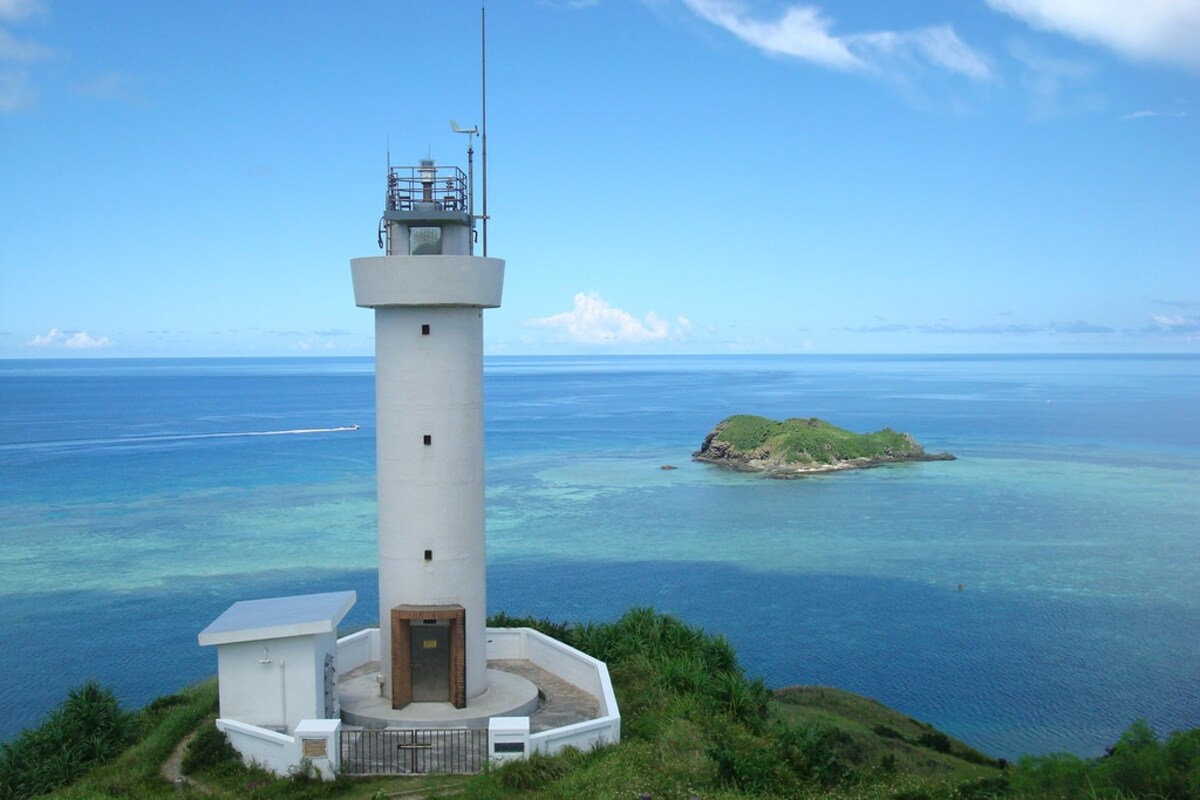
left=216, top=632, right=336, bottom=733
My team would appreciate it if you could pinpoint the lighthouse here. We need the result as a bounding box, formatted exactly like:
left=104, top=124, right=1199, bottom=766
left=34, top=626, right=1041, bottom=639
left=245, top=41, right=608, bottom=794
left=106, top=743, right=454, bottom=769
left=351, top=157, right=503, bottom=709
left=198, top=123, right=618, bottom=774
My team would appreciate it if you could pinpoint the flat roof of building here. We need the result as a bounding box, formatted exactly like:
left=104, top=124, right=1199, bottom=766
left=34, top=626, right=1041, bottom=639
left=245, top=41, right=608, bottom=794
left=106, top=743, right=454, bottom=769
left=198, top=590, right=356, bottom=647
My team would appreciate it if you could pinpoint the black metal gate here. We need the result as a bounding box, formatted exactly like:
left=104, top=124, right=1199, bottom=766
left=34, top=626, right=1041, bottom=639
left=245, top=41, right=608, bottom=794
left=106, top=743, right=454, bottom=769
left=339, top=728, right=487, bottom=775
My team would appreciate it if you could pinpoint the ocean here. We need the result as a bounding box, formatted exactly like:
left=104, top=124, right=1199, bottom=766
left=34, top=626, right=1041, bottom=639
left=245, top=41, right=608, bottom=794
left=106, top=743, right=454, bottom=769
left=0, top=354, right=1197, bottom=758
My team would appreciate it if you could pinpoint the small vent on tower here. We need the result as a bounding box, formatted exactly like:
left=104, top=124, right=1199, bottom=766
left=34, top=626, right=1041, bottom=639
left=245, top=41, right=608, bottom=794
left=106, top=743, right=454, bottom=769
left=424, top=549, right=433, bottom=561
left=421, top=324, right=430, bottom=335
left=423, top=434, right=432, bottom=446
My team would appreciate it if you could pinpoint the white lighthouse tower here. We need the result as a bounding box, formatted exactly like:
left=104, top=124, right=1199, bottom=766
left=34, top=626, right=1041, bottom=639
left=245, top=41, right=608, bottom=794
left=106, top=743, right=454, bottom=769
left=351, top=157, right=502, bottom=709
left=197, top=116, right=619, bottom=772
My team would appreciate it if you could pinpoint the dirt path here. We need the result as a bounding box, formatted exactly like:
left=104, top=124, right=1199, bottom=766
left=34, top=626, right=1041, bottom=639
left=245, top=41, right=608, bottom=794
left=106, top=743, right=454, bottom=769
left=160, top=730, right=216, bottom=796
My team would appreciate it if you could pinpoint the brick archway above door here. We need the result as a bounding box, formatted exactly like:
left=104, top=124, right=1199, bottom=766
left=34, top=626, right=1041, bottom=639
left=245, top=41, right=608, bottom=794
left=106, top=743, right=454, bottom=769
left=390, top=604, right=466, bottom=709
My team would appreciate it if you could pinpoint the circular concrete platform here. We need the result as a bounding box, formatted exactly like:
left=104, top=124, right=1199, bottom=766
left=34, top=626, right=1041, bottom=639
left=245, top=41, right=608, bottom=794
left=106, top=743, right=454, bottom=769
left=340, top=668, right=540, bottom=729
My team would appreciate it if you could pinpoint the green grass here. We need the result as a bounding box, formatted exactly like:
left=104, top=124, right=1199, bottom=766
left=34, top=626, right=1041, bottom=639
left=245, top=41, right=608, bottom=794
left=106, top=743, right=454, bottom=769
left=25, top=680, right=216, bottom=800
left=773, top=686, right=1003, bottom=779
left=711, top=415, right=924, bottom=465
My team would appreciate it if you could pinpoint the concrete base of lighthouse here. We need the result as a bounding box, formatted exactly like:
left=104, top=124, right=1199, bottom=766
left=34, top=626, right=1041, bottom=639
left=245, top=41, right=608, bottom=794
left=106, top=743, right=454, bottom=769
left=339, top=664, right=539, bottom=730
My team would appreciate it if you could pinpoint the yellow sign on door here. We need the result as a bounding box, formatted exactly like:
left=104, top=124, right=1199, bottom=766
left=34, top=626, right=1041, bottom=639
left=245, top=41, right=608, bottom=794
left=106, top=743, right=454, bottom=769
left=422, top=639, right=438, bottom=649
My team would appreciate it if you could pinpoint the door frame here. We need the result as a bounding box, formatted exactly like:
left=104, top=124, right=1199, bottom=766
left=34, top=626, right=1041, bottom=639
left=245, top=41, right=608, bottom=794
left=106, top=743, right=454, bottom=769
left=390, top=604, right=466, bottom=709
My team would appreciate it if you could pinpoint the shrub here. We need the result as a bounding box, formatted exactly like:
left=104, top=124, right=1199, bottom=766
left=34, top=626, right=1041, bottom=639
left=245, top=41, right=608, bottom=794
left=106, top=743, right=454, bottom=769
left=1009, top=721, right=1200, bottom=799
left=143, top=693, right=188, bottom=714
left=1165, top=728, right=1200, bottom=798
left=713, top=670, right=770, bottom=728
left=956, top=745, right=1004, bottom=768
left=873, top=724, right=905, bottom=741
left=0, top=680, right=133, bottom=800
left=657, top=654, right=710, bottom=695
left=493, top=751, right=568, bottom=790
left=775, top=723, right=851, bottom=788
left=180, top=722, right=238, bottom=774
left=709, top=722, right=789, bottom=795
left=893, top=790, right=934, bottom=800
left=1098, top=719, right=1179, bottom=798
left=918, top=730, right=952, bottom=753
left=955, top=775, right=1011, bottom=798
left=1010, top=751, right=1092, bottom=798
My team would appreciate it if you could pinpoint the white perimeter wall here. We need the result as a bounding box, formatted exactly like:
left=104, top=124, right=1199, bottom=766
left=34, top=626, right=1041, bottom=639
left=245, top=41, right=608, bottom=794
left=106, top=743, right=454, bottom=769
left=484, top=627, right=621, bottom=755
left=216, top=718, right=341, bottom=780
left=336, top=628, right=380, bottom=671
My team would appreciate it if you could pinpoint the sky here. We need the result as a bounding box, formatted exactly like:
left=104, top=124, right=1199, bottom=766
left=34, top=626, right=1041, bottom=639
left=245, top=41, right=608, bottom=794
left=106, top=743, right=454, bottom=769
left=1, top=0, right=1197, bottom=357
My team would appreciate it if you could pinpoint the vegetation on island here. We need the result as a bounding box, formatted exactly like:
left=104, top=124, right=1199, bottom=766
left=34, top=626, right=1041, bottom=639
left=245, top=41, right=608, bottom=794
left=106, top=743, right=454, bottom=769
left=9, top=608, right=1200, bottom=799
left=694, top=414, right=954, bottom=476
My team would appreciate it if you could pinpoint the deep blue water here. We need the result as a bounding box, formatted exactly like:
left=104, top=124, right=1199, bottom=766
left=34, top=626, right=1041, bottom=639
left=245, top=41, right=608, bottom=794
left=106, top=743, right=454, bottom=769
left=1, top=354, right=1197, bottom=757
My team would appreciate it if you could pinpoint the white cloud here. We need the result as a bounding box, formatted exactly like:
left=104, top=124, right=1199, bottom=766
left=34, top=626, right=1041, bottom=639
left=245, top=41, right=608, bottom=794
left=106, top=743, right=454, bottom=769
left=76, top=71, right=138, bottom=102
left=681, top=0, right=992, bottom=81
left=1151, top=314, right=1200, bottom=332
left=1, top=4, right=55, bottom=113
left=1121, top=109, right=1187, bottom=120
left=526, top=292, right=673, bottom=344
left=1008, top=39, right=1102, bottom=118
left=0, top=67, right=31, bottom=109
left=27, top=327, right=115, bottom=349
left=0, top=0, right=43, bottom=23
left=684, top=0, right=858, bottom=69
left=0, top=28, right=53, bottom=62
left=987, top=0, right=1200, bottom=72
left=66, top=331, right=112, bottom=348
left=850, top=25, right=993, bottom=81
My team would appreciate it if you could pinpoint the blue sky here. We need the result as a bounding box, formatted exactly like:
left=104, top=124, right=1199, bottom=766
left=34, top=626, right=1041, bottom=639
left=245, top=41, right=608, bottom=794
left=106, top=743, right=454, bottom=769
left=1, top=0, right=1197, bottom=357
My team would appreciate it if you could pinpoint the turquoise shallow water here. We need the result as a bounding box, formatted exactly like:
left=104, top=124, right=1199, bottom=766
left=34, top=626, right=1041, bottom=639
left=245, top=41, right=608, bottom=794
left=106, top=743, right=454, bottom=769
left=0, top=354, right=1197, bottom=757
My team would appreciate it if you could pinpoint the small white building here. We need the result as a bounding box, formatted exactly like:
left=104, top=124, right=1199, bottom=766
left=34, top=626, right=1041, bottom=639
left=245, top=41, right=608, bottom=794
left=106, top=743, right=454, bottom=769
left=198, top=591, right=356, bottom=733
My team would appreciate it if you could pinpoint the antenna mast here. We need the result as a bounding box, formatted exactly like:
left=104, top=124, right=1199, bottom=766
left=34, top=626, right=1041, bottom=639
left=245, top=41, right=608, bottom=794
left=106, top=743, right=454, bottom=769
left=481, top=3, right=489, bottom=257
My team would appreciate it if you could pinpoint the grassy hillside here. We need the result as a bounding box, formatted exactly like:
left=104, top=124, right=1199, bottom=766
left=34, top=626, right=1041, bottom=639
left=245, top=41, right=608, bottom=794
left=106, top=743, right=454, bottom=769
left=18, top=608, right=1200, bottom=799
left=772, top=687, right=1003, bottom=784
left=482, top=609, right=1002, bottom=799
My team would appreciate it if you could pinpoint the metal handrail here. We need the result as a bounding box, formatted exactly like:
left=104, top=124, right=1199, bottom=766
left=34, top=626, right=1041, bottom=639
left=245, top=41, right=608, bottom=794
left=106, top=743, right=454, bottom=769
left=386, top=165, right=468, bottom=213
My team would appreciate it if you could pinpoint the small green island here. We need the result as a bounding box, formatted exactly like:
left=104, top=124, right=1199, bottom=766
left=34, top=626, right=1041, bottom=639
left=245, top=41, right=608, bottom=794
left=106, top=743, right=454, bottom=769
left=693, top=414, right=955, bottom=477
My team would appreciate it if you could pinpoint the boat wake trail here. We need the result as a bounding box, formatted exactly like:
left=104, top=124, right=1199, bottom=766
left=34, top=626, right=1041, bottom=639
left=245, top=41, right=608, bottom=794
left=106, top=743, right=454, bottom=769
left=185, top=425, right=361, bottom=440
left=2, top=425, right=361, bottom=453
